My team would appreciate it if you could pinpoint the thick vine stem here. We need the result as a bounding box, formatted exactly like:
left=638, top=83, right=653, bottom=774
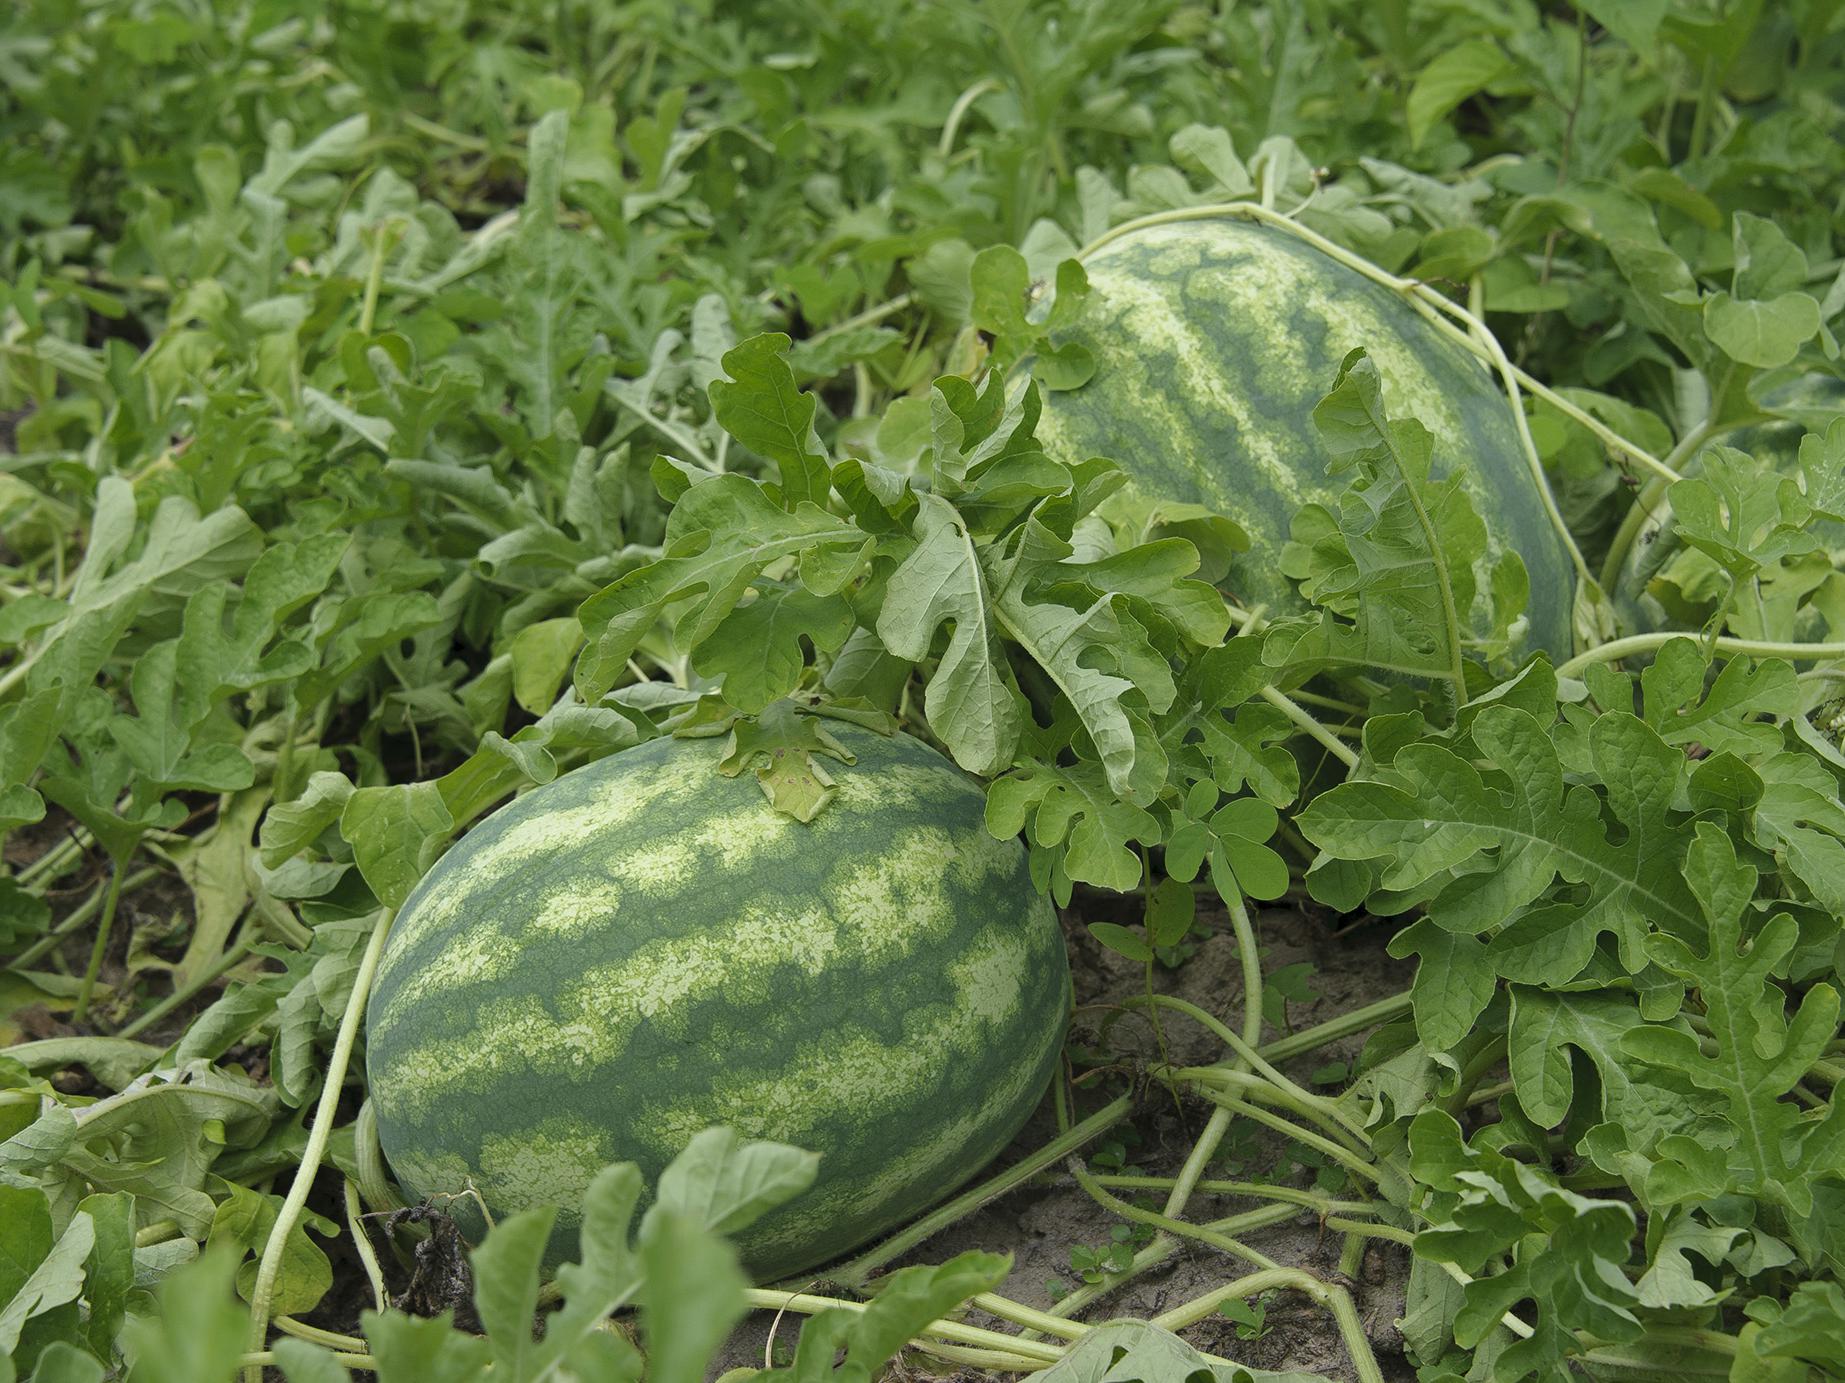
left=1162, top=1105, right=1232, bottom=1220
left=939, top=77, right=1002, bottom=157
left=1081, top=1174, right=1375, bottom=1216
left=1149, top=884, right=1267, bottom=1219
left=1220, top=889, right=1265, bottom=1066
left=1128, top=993, right=1368, bottom=1144
left=240, top=1350, right=375, bottom=1372
left=1325, top=1215, right=1415, bottom=1246
left=1108, top=880, right=1271, bottom=1317
left=117, top=937, right=255, bottom=1040
left=741, top=1288, right=1065, bottom=1364
left=16, top=829, right=87, bottom=887
left=72, top=856, right=129, bottom=1024
left=1167, top=1067, right=1370, bottom=1156
left=243, top=906, right=395, bottom=1383
left=1259, top=685, right=1361, bottom=769
left=1066, top=1157, right=1280, bottom=1272
left=345, top=1178, right=388, bottom=1311
left=353, top=1099, right=406, bottom=1213
left=8, top=865, right=160, bottom=974
left=1225, top=607, right=1364, bottom=772
left=1040, top=1202, right=1299, bottom=1322
left=1196, top=1091, right=1385, bottom=1190
left=910, top=1339, right=1060, bottom=1372
left=1260, top=992, right=1412, bottom=1061
left=1149, top=1268, right=1385, bottom=1383
left=1556, top=633, right=1845, bottom=677
left=972, top=1294, right=1092, bottom=1340
left=273, top=1318, right=367, bottom=1351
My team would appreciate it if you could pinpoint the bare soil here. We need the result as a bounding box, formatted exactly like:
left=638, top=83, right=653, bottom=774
left=716, top=903, right=1416, bottom=1380
left=9, top=814, right=1415, bottom=1380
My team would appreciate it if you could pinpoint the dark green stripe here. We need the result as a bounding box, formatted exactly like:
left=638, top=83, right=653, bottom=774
left=1037, top=217, right=1575, bottom=656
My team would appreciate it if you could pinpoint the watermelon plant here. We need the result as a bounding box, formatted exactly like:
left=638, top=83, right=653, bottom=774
left=4, top=1, right=1845, bottom=1382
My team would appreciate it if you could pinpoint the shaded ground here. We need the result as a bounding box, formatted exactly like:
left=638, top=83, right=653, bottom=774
left=717, top=904, right=1415, bottom=1380
left=8, top=821, right=1414, bottom=1380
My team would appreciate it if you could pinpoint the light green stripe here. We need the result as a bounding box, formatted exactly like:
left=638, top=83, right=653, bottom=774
left=372, top=822, right=1017, bottom=1120
left=741, top=990, right=1064, bottom=1262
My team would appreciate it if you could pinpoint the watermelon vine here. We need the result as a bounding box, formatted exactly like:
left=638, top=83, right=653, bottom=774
left=6, top=4, right=1845, bottom=1381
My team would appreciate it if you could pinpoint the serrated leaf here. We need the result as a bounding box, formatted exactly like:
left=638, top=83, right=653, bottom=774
left=644, top=1125, right=820, bottom=1239
left=1303, top=706, right=1696, bottom=1014
left=1621, top=825, right=1843, bottom=1216
left=715, top=700, right=859, bottom=822
left=1668, top=447, right=1817, bottom=583
left=694, top=585, right=853, bottom=714
left=1267, top=352, right=1506, bottom=680
left=708, top=333, right=831, bottom=506
left=1506, top=988, right=1659, bottom=1129
left=1797, top=419, right=1845, bottom=521
left=986, top=759, right=1160, bottom=892
left=1407, top=40, right=1512, bottom=150
left=1169, top=123, right=1252, bottom=196
left=876, top=493, right=1022, bottom=777
left=1410, top=1110, right=1642, bottom=1370
left=576, top=475, right=867, bottom=701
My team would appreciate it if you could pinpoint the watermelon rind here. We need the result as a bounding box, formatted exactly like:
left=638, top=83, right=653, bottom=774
left=1033, top=215, right=1577, bottom=658
left=365, top=725, right=1071, bottom=1278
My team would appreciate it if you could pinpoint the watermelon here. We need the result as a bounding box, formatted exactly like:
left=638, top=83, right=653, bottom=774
left=1615, top=375, right=1845, bottom=635
left=364, top=724, right=1070, bottom=1279
left=1034, top=216, right=1576, bottom=657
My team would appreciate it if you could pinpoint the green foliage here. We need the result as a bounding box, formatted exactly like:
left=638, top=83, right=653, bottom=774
left=4, top=0, right=1845, bottom=1379
left=1270, top=350, right=1525, bottom=684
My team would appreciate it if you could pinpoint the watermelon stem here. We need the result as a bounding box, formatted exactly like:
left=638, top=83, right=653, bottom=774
left=344, top=1178, right=388, bottom=1312
left=1066, top=1156, right=1282, bottom=1271
left=1170, top=1068, right=1370, bottom=1157
left=243, top=904, right=395, bottom=1383
left=1258, top=686, right=1360, bottom=769
left=351, top=1099, right=405, bottom=1213
left=1030, top=1200, right=1301, bottom=1328
left=1145, top=1267, right=1386, bottom=1383
left=741, top=1285, right=1067, bottom=1364
left=9, top=863, right=158, bottom=978
left=938, top=77, right=1001, bottom=159
left=1074, top=1174, right=1374, bottom=1217
left=1191, top=1092, right=1384, bottom=1189
left=1556, top=632, right=1845, bottom=679
left=1259, top=990, right=1414, bottom=1061
left=1325, top=1214, right=1416, bottom=1247
left=71, top=852, right=129, bottom=1026
left=1596, top=416, right=1727, bottom=592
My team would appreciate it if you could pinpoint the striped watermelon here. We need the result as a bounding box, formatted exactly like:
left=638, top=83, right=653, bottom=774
left=1034, top=217, right=1576, bottom=657
left=364, top=725, right=1070, bottom=1279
